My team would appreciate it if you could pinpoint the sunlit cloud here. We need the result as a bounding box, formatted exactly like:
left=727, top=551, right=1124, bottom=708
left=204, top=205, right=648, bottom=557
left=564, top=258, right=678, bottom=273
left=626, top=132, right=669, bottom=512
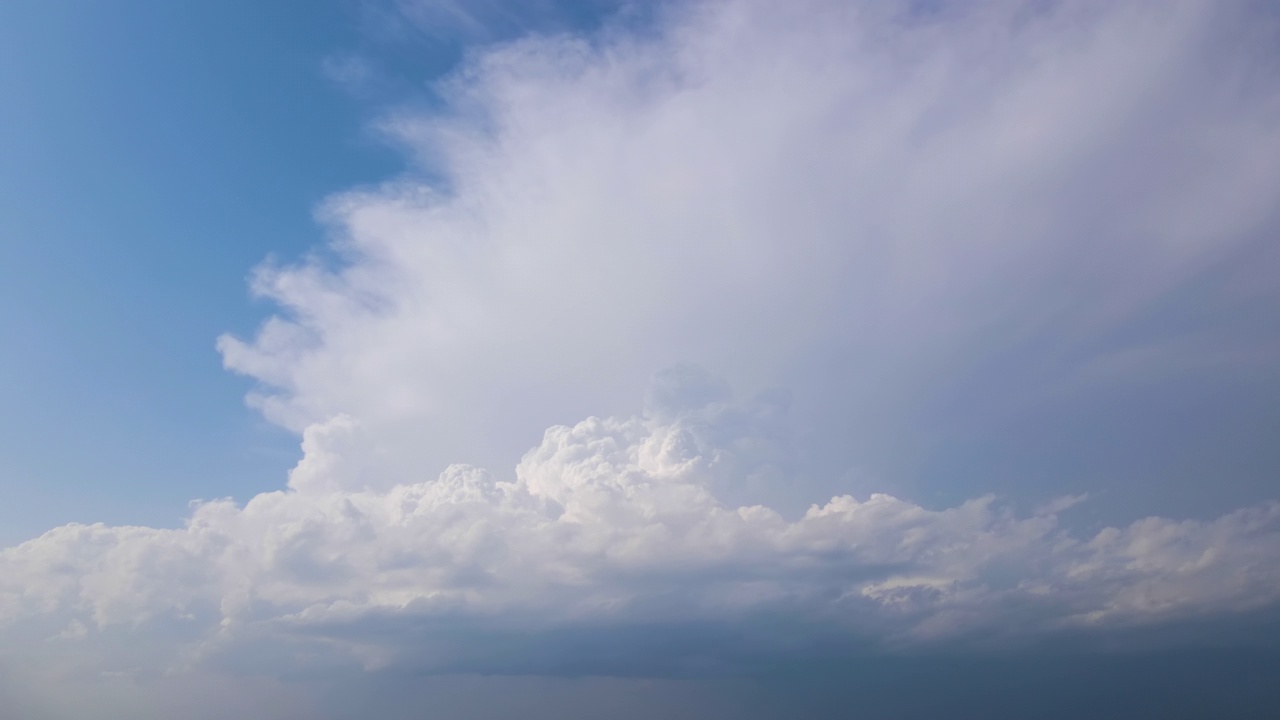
left=5, top=0, right=1280, bottom=716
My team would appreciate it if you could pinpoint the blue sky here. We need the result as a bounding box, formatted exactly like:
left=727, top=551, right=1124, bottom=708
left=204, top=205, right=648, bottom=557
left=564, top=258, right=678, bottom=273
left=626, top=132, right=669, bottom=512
left=0, top=0, right=637, bottom=546
left=0, top=0, right=386, bottom=542
left=2, top=1, right=1280, bottom=717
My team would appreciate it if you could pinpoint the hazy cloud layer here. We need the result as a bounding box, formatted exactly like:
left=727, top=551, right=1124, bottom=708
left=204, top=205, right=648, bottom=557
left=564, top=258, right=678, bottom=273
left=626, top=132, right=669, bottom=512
left=5, top=0, right=1280, bottom=712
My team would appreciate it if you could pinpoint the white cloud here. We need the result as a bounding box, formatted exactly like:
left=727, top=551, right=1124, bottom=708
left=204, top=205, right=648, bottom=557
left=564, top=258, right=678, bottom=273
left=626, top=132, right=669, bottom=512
left=3, top=370, right=1279, bottom=678
left=6, top=0, right=1280, bottom=699
left=220, top=0, right=1280, bottom=497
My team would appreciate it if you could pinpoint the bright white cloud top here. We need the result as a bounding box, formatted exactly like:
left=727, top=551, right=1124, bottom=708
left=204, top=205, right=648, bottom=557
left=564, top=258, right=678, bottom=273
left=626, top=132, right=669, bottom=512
left=5, top=0, right=1280, bottom=700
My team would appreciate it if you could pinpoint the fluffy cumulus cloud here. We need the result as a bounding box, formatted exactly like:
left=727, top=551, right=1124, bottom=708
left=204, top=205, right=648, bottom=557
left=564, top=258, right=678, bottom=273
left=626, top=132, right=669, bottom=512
left=4, top=368, right=1280, bottom=680
left=5, top=0, right=1280, bottom=705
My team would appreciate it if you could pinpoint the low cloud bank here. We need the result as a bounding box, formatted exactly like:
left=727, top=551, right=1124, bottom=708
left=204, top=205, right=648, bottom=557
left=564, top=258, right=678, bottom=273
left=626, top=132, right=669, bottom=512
left=4, top=369, right=1279, bottom=678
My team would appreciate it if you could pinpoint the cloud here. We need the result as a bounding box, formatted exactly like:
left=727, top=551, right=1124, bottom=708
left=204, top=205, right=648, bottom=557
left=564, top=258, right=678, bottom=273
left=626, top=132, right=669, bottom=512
left=3, top=368, right=1280, bottom=681
left=321, top=53, right=380, bottom=97
left=6, top=0, right=1280, bottom=710
left=219, top=0, right=1280, bottom=507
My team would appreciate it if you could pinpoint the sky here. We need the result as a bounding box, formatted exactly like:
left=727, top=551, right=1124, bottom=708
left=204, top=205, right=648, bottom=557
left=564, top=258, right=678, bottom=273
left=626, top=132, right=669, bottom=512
left=2, top=0, right=1280, bottom=717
